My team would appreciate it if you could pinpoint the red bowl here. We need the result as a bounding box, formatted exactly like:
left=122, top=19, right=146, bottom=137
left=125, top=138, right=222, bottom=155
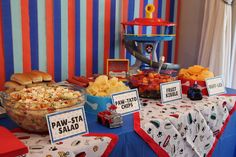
left=178, top=77, right=208, bottom=96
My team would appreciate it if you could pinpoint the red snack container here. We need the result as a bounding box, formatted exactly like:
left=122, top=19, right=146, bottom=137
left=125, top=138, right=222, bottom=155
left=0, top=127, right=28, bottom=157
left=179, top=77, right=208, bottom=96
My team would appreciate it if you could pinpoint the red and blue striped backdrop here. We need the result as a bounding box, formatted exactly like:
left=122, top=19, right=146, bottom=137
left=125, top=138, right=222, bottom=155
left=0, top=0, right=181, bottom=90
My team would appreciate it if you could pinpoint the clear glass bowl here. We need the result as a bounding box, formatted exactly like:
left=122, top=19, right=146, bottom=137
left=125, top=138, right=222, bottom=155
left=129, top=72, right=175, bottom=99
left=0, top=84, right=85, bottom=133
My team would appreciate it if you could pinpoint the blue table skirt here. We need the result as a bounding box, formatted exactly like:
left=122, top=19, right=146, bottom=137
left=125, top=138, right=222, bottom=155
left=1, top=88, right=236, bottom=157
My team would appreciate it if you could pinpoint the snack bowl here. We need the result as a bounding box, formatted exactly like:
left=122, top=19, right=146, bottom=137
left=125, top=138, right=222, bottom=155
left=178, top=65, right=214, bottom=96
left=84, top=75, right=130, bottom=114
left=178, top=77, right=208, bottom=96
left=85, top=94, right=112, bottom=115
left=129, top=71, right=175, bottom=99
left=0, top=85, right=85, bottom=133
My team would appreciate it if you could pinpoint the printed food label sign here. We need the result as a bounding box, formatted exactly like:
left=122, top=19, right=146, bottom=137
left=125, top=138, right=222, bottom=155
left=205, top=76, right=226, bottom=96
left=46, top=106, right=88, bottom=144
left=160, top=80, right=182, bottom=103
left=107, top=59, right=129, bottom=81
left=111, top=89, right=141, bottom=115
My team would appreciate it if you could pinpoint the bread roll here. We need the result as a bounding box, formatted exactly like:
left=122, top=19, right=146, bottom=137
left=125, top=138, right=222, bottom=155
left=26, top=82, right=47, bottom=88
left=4, top=81, right=25, bottom=91
left=31, top=70, right=52, bottom=81
left=10, top=73, right=32, bottom=85
left=5, top=88, right=15, bottom=94
left=26, top=72, right=43, bottom=83
left=47, top=80, right=56, bottom=86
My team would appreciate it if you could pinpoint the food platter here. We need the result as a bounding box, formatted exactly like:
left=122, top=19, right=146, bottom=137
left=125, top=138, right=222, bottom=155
left=1, top=84, right=85, bottom=133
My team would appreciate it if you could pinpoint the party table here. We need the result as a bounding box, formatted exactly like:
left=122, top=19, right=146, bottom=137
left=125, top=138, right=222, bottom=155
left=1, top=88, right=236, bottom=157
